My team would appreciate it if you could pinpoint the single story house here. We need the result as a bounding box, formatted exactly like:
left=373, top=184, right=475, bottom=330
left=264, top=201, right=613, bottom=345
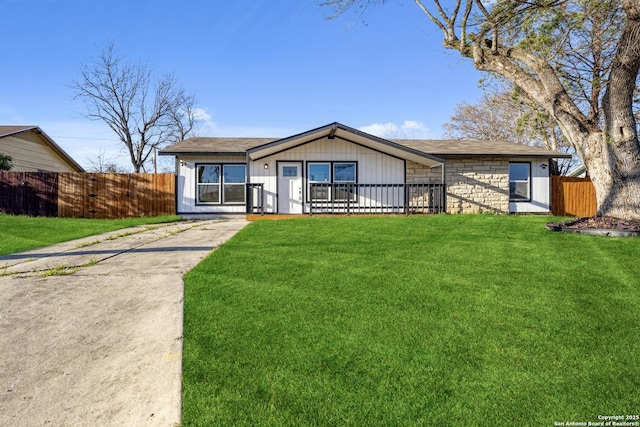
left=159, top=122, right=571, bottom=216
left=0, top=126, right=84, bottom=172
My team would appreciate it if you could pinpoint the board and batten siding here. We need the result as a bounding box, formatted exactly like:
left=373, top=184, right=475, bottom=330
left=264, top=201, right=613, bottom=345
left=0, top=134, right=78, bottom=172
left=250, top=137, right=405, bottom=213
left=176, top=154, right=247, bottom=214
left=508, top=158, right=551, bottom=213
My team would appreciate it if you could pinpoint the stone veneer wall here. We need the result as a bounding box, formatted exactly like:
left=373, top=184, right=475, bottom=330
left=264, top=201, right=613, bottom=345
left=406, top=158, right=510, bottom=214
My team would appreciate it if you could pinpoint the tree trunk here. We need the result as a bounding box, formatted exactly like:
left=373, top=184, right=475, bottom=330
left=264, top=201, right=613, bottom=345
left=591, top=2, right=640, bottom=219
left=458, top=10, right=640, bottom=219
left=427, top=0, right=640, bottom=219
left=578, top=133, right=640, bottom=220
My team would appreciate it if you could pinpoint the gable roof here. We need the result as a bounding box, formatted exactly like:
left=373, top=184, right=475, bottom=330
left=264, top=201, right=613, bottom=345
left=0, top=125, right=85, bottom=172
left=159, top=122, right=572, bottom=162
left=246, top=122, right=445, bottom=167
left=0, top=126, right=35, bottom=137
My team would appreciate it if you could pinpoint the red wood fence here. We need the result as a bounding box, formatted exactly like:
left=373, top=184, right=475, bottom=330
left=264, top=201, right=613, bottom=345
left=0, top=172, right=175, bottom=219
left=552, top=176, right=597, bottom=217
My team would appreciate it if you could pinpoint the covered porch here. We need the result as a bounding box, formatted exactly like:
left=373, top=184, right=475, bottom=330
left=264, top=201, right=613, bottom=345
left=246, top=182, right=447, bottom=216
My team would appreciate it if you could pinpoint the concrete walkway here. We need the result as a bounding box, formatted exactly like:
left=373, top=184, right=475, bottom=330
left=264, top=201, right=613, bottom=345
left=0, top=219, right=249, bottom=426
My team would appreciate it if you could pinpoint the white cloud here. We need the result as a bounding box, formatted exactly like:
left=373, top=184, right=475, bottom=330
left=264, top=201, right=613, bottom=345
left=359, top=122, right=399, bottom=138
left=192, top=107, right=218, bottom=136
left=400, top=120, right=430, bottom=138
left=359, top=120, right=430, bottom=139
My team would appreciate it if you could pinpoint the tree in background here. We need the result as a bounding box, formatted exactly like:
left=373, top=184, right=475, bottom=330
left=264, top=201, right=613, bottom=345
left=322, top=0, right=640, bottom=219
left=0, top=153, right=12, bottom=171
left=71, top=43, right=198, bottom=173
left=85, top=147, right=127, bottom=173
left=444, top=85, right=576, bottom=175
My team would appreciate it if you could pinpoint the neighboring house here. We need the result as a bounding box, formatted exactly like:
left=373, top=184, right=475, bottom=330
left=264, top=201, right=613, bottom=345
left=160, top=122, right=571, bottom=216
left=567, top=164, right=587, bottom=178
left=0, top=126, right=84, bottom=172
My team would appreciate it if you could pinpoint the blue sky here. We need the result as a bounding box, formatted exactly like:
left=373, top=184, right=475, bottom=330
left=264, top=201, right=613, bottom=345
left=0, top=0, right=484, bottom=171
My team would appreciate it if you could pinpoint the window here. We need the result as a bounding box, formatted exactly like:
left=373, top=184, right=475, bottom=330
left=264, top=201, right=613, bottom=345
left=509, top=163, right=531, bottom=202
left=223, top=165, right=246, bottom=204
left=333, top=163, right=356, bottom=201
left=334, top=163, right=356, bottom=181
left=282, top=166, right=298, bottom=177
left=308, top=162, right=357, bottom=201
left=309, top=163, right=330, bottom=182
left=309, top=163, right=331, bottom=201
left=197, top=165, right=220, bottom=203
left=197, top=164, right=246, bottom=204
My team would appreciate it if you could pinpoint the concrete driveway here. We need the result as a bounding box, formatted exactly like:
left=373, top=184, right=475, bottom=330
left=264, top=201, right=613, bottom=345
left=0, top=219, right=249, bottom=426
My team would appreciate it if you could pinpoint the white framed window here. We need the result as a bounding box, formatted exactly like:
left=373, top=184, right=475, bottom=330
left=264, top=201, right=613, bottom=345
left=197, top=164, right=246, bottom=204
left=509, top=162, right=531, bottom=202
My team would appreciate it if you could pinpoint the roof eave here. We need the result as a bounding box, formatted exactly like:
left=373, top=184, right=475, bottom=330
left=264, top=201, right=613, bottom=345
left=158, top=151, right=247, bottom=156
left=0, top=126, right=38, bottom=139
left=36, top=127, right=85, bottom=172
left=1, top=126, right=85, bottom=172
left=434, top=153, right=574, bottom=159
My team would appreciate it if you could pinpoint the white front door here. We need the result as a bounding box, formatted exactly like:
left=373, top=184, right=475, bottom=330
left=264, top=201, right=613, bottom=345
left=278, top=162, right=303, bottom=214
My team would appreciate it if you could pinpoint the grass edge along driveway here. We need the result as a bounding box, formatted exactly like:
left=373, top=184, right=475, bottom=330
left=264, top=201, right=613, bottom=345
left=182, top=215, right=640, bottom=426
left=0, top=213, right=181, bottom=256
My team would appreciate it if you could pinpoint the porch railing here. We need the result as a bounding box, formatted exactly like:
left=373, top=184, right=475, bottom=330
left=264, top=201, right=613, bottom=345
left=309, top=183, right=446, bottom=215
left=246, top=183, right=265, bottom=215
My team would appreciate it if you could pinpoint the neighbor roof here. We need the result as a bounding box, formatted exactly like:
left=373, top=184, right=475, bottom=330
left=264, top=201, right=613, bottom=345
left=159, top=122, right=572, bottom=160
left=0, top=125, right=36, bottom=137
left=0, top=125, right=85, bottom=171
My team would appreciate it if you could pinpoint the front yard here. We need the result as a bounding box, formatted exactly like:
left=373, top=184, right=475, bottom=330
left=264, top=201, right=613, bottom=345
left=0, top=213, right=181, bottom=255
left=182, top=215, right=640, bottom=426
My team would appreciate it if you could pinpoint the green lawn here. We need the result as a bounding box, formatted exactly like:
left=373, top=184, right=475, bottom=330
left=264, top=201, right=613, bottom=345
left=182, top=215, right=640, bottom=426
left=0, top=213, right=181, bottom=255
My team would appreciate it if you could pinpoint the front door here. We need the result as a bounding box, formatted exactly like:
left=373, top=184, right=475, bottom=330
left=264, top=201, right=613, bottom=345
left=278, top=162, right=303, bottom=214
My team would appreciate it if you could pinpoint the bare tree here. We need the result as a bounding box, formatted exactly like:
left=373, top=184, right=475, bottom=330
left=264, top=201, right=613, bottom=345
left=322, top=0, right=640, bottom=219
left=85, top=147, right=127, bottom=173
left=444, top=91, right=529, bottom=142
left=444, top=88, right=576, bottom=175
left=71, top=43, right=198, bottom=173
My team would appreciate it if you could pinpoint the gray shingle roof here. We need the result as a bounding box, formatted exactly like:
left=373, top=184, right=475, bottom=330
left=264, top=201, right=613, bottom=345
left=160, top=133, right=571, bottom=159
left=160, top=137, right=275, bottom=155
left=393, top=139, right=572, bottom=158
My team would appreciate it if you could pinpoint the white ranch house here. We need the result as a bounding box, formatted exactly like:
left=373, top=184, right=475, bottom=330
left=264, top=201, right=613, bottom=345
left=160, top=122, right=570, bottom=216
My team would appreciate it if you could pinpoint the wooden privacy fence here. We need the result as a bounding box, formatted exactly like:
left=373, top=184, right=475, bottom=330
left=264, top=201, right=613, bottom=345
left=0, top=172, right=175, bottom=219
left=552, top=176, right=597, bottom=217
left=0, top=172, right=58, bottom=217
